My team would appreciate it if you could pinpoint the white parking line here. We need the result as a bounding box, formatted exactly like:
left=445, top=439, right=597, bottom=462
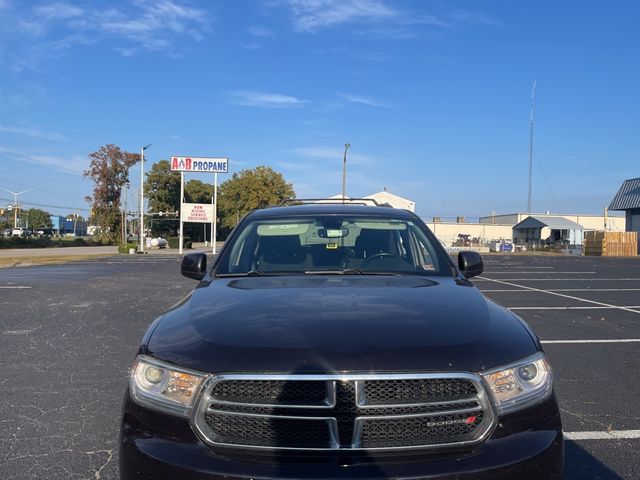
left=484, top=271, right=596, bottom=275
left=487, top=267, right=555, bottom=269
left=480, top=289, right=530, bottom=292
left=510, top=306, right=640, bottom=310
left=477, top=277, right=640, bottom=314
left=0, top=286, right=32, bottom=289
left=542, top=339, right=640, bottom=344
left=481, top=288, right=640, bottom=292
left=475, top=278, right=640, bottom=282
left=564, top=430, right=640, bottom=440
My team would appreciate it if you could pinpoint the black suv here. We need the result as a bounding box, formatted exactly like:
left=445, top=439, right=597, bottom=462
left=120, top=203, right=563, bottom=479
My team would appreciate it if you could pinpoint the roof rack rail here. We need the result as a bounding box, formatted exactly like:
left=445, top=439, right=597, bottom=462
left=279, top=198, right=384, bottom=207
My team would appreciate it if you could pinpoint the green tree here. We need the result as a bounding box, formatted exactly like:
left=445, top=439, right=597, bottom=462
left=65, top=213, right=85, bottom=222
left=185, top=179, right=212, bottom=203
left=218, top=166, right=295, bottom=231
left=84, top=144, right=139, bottom=242
left=26, top=208, right=52, bottom=229
left=145, top=160, right=181, bottom=213
left=144, top=160, right=181, bottom=237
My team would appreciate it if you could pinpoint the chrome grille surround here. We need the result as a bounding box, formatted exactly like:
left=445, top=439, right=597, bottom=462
left=191, top=373, right=497, bottom=451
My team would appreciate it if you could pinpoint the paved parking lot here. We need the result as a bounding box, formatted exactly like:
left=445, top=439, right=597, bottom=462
left=1, top=253, right=639, bottom=479
left=478, top=254, right=640, bottom=479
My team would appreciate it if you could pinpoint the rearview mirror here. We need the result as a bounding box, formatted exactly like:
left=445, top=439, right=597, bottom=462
left=318, top=227, right=349, bottom=238
left=181, top=253, right=207, bottom=280
left=458, top=251, right=483, bottom=279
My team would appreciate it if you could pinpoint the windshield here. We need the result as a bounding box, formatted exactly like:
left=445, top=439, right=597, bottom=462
left=215, top=214, right=453, bottom=276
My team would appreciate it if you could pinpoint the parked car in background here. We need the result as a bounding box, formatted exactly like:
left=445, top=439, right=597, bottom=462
left=121, top=202, right=563, bottom=480
left=11, top=227, right=24, bottom=237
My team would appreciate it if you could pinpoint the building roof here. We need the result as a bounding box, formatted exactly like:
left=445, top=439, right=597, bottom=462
left=327, top=190, right=416, bottom=211
left=609, top=177, right=640, bottom=211
left=513, top=216, right=583, bottom=230
left=364, top=190, right=415, bottom=212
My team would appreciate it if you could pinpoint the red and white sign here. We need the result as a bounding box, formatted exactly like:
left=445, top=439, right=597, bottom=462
left=181, top=203, right=214, bottom=223
left=171, top=156, right=228, bottom=173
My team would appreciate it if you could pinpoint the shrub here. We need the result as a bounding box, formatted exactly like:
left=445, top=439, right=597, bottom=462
left=118, top=243, right=138, bottom=254
left=167, top=236, right=192, bottom=249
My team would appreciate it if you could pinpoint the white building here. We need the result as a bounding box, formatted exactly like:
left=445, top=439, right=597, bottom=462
left=364, top=189, right=415, bottom=212
left=324, top=188, right=416, bottom=212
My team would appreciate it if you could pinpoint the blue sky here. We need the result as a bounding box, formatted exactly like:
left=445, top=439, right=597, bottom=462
left=0, top=0, right=638, bottom=219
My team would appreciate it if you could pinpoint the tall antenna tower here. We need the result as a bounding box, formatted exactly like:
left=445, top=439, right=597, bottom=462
left=527, top=81, right=536, bottom=214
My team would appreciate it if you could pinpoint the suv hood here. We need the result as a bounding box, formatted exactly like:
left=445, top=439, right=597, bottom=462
left=146, top=275, right=538, bottom=374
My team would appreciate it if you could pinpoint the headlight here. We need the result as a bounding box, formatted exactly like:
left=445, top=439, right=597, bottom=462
left=480, top=352, right=553, bottom=415
left=129, top=355, right=206, bottom=417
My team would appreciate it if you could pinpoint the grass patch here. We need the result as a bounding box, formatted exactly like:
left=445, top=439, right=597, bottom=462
left=0, top=237, right=112, bottom=249
left=0, top=254, right=113, bottom=268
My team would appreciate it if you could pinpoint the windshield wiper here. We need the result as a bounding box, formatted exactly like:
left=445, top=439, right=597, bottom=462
left=343, top=269, right=402, bottom=276
left=304, top=269, right=401, bottom=276
left=216, top=270, right=266, bottom=277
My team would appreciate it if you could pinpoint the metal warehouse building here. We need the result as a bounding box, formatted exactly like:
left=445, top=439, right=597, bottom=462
left=609, top=177, right=640, bottom=240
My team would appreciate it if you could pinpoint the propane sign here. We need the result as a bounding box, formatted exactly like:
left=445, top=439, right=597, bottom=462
left=171, top=156, right=228, bottom=173
left=180, top=203, right=214, bottom=223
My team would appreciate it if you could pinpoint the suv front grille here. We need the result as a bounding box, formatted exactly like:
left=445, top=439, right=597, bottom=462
left=192, top=374, right=496, bottom=451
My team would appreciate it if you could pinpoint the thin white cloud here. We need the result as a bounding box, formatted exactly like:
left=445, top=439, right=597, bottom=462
left=240, top=42, right=262, bottom=50
left=34, top=2, right=84, bottom=21
left=1, top=0, right=212, bottom=70
left=275, top=1, right=497, bottom=34
left=0, top=146, right=85, bottom=175
left=290, top=146, right=373, bottom=165
left=96, top=0, right=210, bottom=54
left=281, top=0, right=397, bottom=32
left=0, top=125, right=65, bottom=141
left=337, top=93, right=389, bottom=108
left=247, top=25, right=274, bottom=37
left=446, top=9, right=501, bottom=27
left=230, top=91, right=309, bottom=108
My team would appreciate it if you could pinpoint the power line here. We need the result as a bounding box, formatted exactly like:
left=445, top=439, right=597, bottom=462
left=1, top=179, right=87, bottom=202
left=0, top=196, right=89, bottom=212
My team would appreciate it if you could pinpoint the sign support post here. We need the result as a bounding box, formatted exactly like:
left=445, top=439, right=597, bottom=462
left=213, top=172, right=218, bottom=255
left=179, top=171, right=184, bottom=254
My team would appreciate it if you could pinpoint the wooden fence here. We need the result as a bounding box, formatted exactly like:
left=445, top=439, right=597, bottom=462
left=584, top=231, right=638, bottom=257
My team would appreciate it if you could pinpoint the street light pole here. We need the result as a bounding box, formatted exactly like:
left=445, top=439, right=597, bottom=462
left=2, top=188, right=33, bottom=228
left=342, top=143, right=350, bottom=203
left=140, top=144, right=152, bottom=252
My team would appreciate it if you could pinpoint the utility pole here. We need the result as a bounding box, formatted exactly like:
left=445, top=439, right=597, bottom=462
left=140, top=144, right=152, bottom=252
left=342, top=143, right=351, bottom=203
left=2, top=188, right=33, bottom=229
left=213, top=172, right=218, bottom=255
left=527, top=81, right=536, bottom=214
left=124, top=181, right=129, bottom=240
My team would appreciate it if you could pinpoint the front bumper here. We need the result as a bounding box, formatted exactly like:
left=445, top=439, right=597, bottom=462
left=120, top=391, right=564, bottom=480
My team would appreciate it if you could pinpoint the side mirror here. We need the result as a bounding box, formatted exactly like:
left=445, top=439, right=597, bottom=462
left=458, top=251, right=483, bottom=278
left=181, top=253, right=207, bottom=280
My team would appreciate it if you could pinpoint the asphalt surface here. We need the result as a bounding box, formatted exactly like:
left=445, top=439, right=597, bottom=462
left=0, top=253, right=639, bottom=479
